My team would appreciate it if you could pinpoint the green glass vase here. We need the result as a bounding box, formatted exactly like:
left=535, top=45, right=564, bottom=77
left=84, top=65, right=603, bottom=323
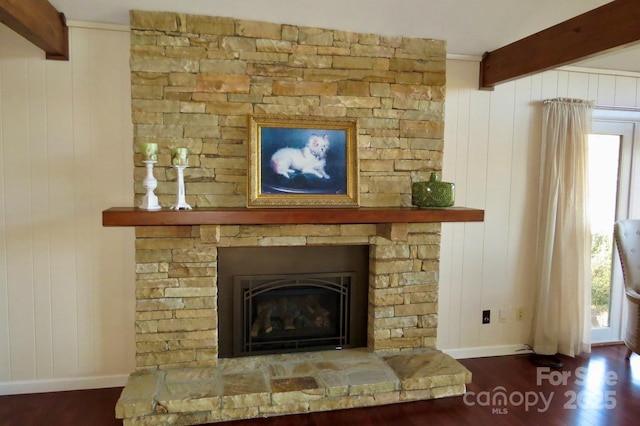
left=412, top=172, right=455, bottom=209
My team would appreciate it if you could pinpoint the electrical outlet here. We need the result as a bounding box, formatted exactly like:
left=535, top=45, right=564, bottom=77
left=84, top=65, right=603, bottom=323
left=482, top=310, right=490, bottom=324
left=516, top=306, right=524, bottom=321
left=499, top=308, right=508, bottom=323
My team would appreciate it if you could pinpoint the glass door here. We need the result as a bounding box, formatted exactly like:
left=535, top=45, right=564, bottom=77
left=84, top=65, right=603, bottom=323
left=589, top=119, right=634, bottom=344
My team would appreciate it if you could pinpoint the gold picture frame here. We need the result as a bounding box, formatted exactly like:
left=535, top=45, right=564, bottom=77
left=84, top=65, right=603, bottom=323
left=247, top=114, right=359, bottom=208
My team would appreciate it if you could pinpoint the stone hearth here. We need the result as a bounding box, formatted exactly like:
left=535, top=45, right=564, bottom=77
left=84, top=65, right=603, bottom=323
left=117, top=348, right=470, bottom=424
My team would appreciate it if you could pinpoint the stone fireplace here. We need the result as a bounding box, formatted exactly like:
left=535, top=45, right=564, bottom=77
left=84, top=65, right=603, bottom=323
left=108, top=10, right=481, bottom=425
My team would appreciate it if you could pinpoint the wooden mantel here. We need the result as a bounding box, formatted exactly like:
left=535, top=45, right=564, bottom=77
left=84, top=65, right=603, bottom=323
left=102, top=207, right=484, bottom=227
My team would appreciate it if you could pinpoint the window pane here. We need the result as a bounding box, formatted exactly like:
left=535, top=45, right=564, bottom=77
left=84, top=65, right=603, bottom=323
left=588, top=134, right=620, bottom=329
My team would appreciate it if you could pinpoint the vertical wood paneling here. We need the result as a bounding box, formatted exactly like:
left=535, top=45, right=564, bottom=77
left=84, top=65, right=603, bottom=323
left=2, top=28, right=37, bottom=381
left=440, top=59, right=640, bottom=354
left=0, top=23, right=134, bottom=391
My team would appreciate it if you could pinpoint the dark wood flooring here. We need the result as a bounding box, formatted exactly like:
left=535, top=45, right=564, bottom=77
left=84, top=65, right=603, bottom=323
left=1, top=345, right=638, bottom=426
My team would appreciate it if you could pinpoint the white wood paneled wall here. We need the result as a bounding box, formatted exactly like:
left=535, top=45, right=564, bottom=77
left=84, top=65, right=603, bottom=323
left=3, top=20, right=640, bottom=393
left=0, top=24, right=135, bottom=394
left=439, top=59, right=640, bottom=357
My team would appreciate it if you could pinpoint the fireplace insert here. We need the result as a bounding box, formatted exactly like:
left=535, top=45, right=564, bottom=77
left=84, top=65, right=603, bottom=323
left=217, top=245, right=369, bottom=358
left=233, top=273, right=354, bottom=356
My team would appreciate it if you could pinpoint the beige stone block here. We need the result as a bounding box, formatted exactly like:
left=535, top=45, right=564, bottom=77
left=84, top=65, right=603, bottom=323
left=280, top=225, right=341, bottom=237
left=164, top=286, right=216, bottom=298
left=205, top=101, right=253, bottom=115
left=168, top=263, right=216, bottom=278
left=136, top=350, right=198, bottom=368
left=115, top=370, right=160, bottom=418
left=239, top=51, right=290, bottom=63
left=136, top=238, right=194, bottom=250
left=258, top=236, right=307, bottom=246
left=333, top=56, right=373, bottom=70
left=360, top=159, right=394, bottom=172
left=317, top=46, right=350, bottom=56
left=410, top=292, right=438, bottom=304
left=136, top=263, right=159, bottom=274
left=221, top=36, right=257, bottom=53
left=136, top=341, right=168, bottom=353
left=130, top=10, right=178, bottom=31
left=130, top=57, right=199, bottom=74
left=374, top=293, right=404, bottom=306
left=351, top=44, right=394, bottom=58
left=221, top=392, right=271, bottom=409
left=179, top=102, right=205, bottom=114
left=132, top=112, right=163, bottom=124
left=200, top=225, right=221, bottom=244
left=130, top=44, right=166, bottom=58
left=165, top=46, right=207, bottom=59
left=218, top=407, right=260, bottom=421
left=235, top=19, right=282, bottom=39
left=196, top=74, right=250, bottom=93
left=281, top=24, right=298, bottom=41
left=374, top=316, right=417, bottom=329
left=136, top=311, right=173, bottom=321
left=371, top=259, right=413, bottom=275
left=308, top=106, right=347, bottom=117
left=135, top=320, right=158, bottom=334
left=298, top=27, right=334, bottom=45
left=273, top=81, right=337, bottom=96
left=404, top=328, right=436, bottom=338
left=372, top=244, right=410, bottom=260
left=171, top=247, right=217, bottom=262
left=259, top=402, right=310, bottom=415
left=349, top=380, right=398, bottom=396
left=185, top=15, right=234, bottom=35
left=289, top=53, right=333, bottom=68
left=199, top=59, right=248, bottom=75
left=400, top=38, right=446, bottom=58
left=176, top=276, right=216, bottom=288
left=156, top=395, right=220, bottom=414
left=306, top=236, right=370, bottom=245
left=272, top=388, right=325, bottom=405
left=157, top=318, right=216, bottom=333
left=394, top=302, right=437, bottom=317
left=136, top=288, right=165, bottom=299
left=135, top=278, right=180, bottom=289
left=238, top=225, right=281, bottom=237
left=400, top=388, right=432, bottom=401
left=401, top=271, right=437, bottom=286
left=136, top=298, right=185, bottom=312
left=431, top=384, right=466, bottom=399
left=308, top=395, right=375, bottom=411
left=256, top=39, right=292, bottom=53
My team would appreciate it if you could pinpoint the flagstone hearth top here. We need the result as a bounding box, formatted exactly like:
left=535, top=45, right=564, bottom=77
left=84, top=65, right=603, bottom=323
left=116, top=348, right=472, bottom=424
left=102, top=206, right=484, bottom=227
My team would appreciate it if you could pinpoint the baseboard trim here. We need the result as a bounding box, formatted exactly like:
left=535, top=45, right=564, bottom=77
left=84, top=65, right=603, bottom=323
left=443, top=344, right=531, bottom=359
left=0, top=374, right=129, bottom=396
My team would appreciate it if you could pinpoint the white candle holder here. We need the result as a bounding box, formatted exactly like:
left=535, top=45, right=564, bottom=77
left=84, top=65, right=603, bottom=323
left=171, top=165, right=192, bottom=210
left=139, top=160, right=161, bottom=211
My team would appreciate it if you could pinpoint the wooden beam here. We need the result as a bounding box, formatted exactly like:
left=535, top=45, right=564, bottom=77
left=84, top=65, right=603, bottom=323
left=0, top=0, right=68, bottom=60
left=480, top=0, right=640, bottom=90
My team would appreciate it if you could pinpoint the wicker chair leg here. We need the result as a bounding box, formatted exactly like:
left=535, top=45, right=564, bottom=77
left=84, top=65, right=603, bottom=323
left=625, top=347, right=633, bottom=359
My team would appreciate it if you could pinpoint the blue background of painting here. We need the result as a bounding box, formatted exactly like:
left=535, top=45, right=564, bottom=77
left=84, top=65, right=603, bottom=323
left=260, top=127, right=348, bottom=194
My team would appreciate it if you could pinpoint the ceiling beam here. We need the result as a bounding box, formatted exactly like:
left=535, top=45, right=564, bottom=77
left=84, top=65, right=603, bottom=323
left=480, top=0, right=640, bottom=90
left=0, top=0, right=68, bottom=60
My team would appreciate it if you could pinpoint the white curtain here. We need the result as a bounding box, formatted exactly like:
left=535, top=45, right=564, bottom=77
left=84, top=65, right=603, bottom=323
left=532, top=98, right=593, bottom=357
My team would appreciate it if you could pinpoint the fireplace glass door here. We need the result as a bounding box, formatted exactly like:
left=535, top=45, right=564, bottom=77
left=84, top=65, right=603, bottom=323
left=233, top=273, right=354, bottom=357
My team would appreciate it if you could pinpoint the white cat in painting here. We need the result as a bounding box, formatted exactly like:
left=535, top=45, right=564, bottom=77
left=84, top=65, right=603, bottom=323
left=270, top=134, right=330, bottom=179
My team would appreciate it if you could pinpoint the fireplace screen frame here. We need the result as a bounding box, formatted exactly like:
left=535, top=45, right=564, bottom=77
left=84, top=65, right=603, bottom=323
left=233, top=272, right=355, bottom=357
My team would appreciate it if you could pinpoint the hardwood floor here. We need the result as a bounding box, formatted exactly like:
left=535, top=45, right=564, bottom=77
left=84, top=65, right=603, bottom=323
left=1, top=345, right=638, bottom=426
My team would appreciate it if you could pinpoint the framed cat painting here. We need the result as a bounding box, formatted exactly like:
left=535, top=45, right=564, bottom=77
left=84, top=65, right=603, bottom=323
left=247, top=114, right=359, bottom=208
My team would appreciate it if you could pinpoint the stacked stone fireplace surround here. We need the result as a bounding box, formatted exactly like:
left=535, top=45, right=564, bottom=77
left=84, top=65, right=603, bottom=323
left=119, top=10, right=471, bottom=425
